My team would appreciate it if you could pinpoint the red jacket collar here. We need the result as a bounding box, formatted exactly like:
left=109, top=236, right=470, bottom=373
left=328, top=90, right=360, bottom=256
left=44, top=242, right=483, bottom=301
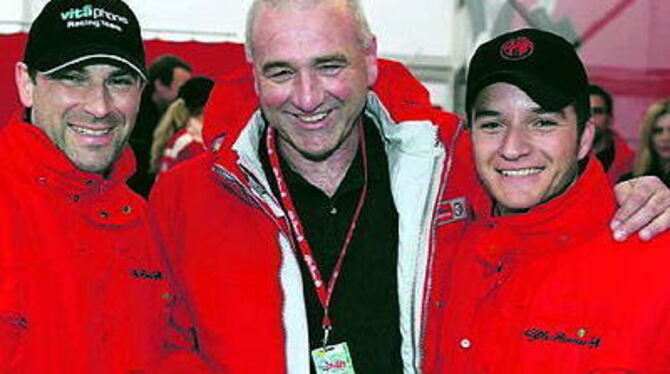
left=470, top=158, right=616, bottom=265
left=4, top=119, right=137, bottom=196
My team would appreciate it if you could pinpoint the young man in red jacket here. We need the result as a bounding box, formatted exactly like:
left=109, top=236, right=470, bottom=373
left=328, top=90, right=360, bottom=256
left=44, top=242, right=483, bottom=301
left=1, top=0, right=176, bottom=372
left=423, top=28, right=670, bottom=373
left=151, top=1, right=670, bottom=373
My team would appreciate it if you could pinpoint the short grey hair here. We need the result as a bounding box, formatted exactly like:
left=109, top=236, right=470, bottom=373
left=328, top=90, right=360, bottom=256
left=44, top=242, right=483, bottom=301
left=244, top=0, right=374, bottom=60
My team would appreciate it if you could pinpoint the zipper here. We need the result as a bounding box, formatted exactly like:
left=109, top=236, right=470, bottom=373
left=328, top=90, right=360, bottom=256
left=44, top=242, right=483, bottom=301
left=211, top=162, right=291, bottom=235
left=416, top=120, right=464, bottom=371
left=212, top=161, right=302, bottom=374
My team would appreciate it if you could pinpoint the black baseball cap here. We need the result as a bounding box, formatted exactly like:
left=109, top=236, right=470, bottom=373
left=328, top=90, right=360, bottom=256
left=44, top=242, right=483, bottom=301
left=23, top=0, right=146, bottom=80
left=466, top=28, right=589, bottom=121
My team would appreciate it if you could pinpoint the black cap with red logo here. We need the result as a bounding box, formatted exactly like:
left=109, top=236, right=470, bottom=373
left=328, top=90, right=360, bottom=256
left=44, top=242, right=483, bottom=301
left=466, top=28, right=590, bottom=122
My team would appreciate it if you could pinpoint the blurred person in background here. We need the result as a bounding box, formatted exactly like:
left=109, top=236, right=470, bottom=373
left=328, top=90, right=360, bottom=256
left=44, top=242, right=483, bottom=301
left=129, top=55, right=192, bottom=196
left=632, top=99, right=670, bottom=186
left=150, top=76, right=214, bottom=174
left=589, top=84, right=635, bottom=183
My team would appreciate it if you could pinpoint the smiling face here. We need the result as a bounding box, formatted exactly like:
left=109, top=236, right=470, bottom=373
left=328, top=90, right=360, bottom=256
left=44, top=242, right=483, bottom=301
left=250, top=1, right=378, bottom=161
left=16, top=62, right=143, bottom=174
left=154, top=66, right=191, bottom=109
left=589, top=93, right=610, bottom=133
left=470, top=83, right=594, bottom=213
left=652, top=113, right=670, bottom=162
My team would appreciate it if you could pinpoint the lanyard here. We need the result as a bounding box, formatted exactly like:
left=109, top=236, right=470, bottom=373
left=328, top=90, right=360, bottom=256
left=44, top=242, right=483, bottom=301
left=266, top=123, right=369, bottom=347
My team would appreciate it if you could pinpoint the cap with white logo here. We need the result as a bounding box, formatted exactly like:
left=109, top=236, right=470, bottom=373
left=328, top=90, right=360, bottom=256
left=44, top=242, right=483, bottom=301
left=23, top=0, right=146, bottom=80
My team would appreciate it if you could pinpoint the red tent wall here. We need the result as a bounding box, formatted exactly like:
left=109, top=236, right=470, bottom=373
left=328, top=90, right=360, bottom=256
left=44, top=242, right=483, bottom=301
left=536, top=0, right=670, bottom=150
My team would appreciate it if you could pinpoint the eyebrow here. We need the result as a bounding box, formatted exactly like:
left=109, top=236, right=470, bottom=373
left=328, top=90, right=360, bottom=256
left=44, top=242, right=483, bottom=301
left=108, top=68, right=138, bottom=79
left=261, top=54, right=350, bottom=74
left=532, top=107, right=567, bottom=118
left=473, top=107, right=567, bottom=120
left=43, top=66, right=86, bottom=79
left=314, top=54, right=349, bottom=65
left=473, top=109, right=500, bottom=120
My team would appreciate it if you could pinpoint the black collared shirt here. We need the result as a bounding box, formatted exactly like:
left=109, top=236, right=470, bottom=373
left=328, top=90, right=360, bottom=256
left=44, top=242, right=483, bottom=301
left=261, top=116, right=402, bottom=373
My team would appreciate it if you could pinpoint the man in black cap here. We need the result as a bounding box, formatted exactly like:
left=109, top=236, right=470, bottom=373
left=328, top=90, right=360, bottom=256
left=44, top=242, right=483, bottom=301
left=0, top=0, right=175, bottom=372
left=423, top=28, right=670, bottom=373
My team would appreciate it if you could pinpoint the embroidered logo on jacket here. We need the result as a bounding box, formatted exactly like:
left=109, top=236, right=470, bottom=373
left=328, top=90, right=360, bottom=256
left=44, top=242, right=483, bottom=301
left=131, top=268, right=163, bottom=281
left=524, top=327, right=601, bottom=349
left=436, top=197, right=468, bottom=226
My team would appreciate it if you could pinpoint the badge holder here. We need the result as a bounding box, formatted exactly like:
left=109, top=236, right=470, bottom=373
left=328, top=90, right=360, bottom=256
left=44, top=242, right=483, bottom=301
left=311, top=324, right=356, bottom=374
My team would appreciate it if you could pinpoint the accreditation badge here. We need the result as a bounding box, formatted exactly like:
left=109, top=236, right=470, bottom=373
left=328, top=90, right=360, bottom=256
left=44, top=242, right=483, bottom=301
left=311, top=342, right=356, bottom=374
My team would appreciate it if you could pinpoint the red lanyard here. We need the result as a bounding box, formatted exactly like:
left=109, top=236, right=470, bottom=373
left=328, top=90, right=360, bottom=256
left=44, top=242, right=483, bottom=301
left=266, top=123, right=368, bottom=346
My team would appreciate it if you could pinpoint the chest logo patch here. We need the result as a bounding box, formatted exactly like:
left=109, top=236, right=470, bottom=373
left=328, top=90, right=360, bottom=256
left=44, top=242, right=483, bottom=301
left=524, top=327, right=601, bottom=349
left=436, top=197, right=468, bottom=226
left=131, top=268, right=163, bottom=281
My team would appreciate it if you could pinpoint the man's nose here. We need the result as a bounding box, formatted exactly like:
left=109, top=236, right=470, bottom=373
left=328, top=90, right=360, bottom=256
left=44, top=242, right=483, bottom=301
left=499, top=126, right=532, bottom=160
left=83, top=83, right=113, bottom=119
left=291, top=71, right=324, bottom=113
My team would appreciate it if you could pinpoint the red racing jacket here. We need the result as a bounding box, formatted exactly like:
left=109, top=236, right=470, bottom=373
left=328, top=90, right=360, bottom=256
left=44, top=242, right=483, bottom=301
left=422, top=155, right=670, bottom=373
left=149, top=59, right=477, bottom=373
left=606, top=130, right=635, bottom=184
left=0, top=119, right=175, bottom=373
left=158, top=128, right=205, bottom=173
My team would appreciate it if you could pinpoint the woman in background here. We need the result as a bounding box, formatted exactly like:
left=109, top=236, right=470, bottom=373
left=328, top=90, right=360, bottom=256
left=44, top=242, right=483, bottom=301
left=151, top=76, right=214, bottom=174
left=632, top=99, right=670, bottom=186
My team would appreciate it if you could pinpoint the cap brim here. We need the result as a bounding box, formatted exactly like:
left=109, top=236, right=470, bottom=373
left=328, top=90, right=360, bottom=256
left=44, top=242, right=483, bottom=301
left=42, top=54, right=147, bottom=81
left=35, top=43, right=146, bottom=80
left=469, top=70, right=572, bottom=112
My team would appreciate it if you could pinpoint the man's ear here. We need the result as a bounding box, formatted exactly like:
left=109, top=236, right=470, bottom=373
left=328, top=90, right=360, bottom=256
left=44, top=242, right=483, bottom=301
left=364, top=36, right=378, bottom=87
left=578, top=119, right=596, bottom=160
left=252, top=67, right=260, bottom=96
left=15, top=62, right=35, bottom=108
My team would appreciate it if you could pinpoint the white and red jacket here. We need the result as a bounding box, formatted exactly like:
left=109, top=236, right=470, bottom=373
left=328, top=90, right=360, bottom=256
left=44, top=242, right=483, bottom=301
left=150, top=60, right=480, bottom=373
left=158, top=128, right=205, bottom=173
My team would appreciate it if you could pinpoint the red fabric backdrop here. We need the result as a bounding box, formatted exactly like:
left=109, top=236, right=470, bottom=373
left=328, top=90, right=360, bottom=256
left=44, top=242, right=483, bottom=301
left=0, top=33, right=248, bottom=126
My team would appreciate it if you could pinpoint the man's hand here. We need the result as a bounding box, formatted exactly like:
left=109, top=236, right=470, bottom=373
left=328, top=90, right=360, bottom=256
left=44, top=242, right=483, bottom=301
left=611, top=176, right=670, bottom=241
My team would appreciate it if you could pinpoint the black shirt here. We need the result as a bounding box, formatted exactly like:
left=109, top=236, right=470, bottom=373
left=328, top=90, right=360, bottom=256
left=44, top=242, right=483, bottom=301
left=596, top=135, right=616, bottom=172
left=128, top=92, right=161, bottom=198
left=261, top=117, right=403, bottom=373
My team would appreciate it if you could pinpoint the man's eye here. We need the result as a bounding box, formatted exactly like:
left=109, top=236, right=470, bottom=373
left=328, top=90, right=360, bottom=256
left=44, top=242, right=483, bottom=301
left=266, top=69, right=294, bottom=82
left=477, top=121, right=503, bottom=132
left=54, top=72, right=88, bottom=85
left=534, top=119, right=558, bottom=128
left=107, top=76, right=137, bottom=87
left=318, top=63, right=345, bottom=76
